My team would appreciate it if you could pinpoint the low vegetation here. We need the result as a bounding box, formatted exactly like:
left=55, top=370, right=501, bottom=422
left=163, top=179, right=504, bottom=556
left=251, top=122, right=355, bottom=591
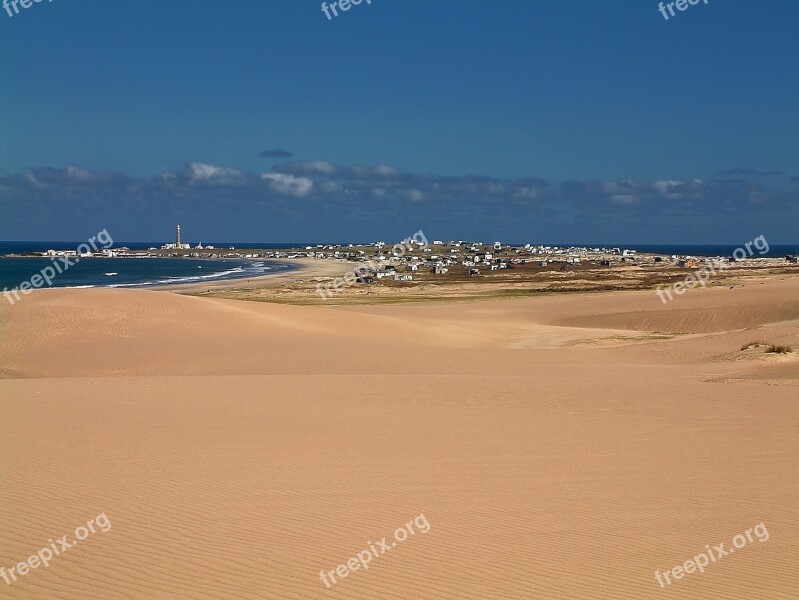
left=740, top=341, right=792, bottom=354
left=767, top=344, right=793, bottom=354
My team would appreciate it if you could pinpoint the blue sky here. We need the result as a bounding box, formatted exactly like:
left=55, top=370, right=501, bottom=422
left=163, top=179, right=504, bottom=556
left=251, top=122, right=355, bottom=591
left=1, top=0, right=797, bottom=243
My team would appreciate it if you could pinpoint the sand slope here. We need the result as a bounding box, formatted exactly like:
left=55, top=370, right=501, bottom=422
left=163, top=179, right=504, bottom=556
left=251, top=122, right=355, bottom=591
left=1, top=278, right=797, bottom=598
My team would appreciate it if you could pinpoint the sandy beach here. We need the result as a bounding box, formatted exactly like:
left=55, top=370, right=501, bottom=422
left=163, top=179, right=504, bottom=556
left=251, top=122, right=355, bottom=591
left=153, top=258, right=358, bottom=293
left=1, top=274, right=797, bottom=599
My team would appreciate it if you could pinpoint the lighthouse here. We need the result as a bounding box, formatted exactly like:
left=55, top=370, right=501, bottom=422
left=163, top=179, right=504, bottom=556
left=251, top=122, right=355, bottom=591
left=159, top=225, right=189, bottom=250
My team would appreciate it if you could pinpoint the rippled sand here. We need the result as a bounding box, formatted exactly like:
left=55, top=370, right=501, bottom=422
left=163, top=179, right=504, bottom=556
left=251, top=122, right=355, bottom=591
left=1, top=278, right=797, bottom=598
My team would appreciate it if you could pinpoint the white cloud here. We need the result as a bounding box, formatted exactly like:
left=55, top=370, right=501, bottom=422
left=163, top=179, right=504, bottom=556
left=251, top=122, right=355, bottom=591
left=280, top=160, right=338, bottom=175
left=261, top=172, right=314, bottom=197
left=513, top=187, right=538, bottom=199
left=24, top=173, right=47, bottom=189
left=65, top=166, right=93, bottom=182
left=653, top=180, right=682, bottom=195
left=186, top=162, right=246, bottom=185
left=374, top=164, right=400, bottom=176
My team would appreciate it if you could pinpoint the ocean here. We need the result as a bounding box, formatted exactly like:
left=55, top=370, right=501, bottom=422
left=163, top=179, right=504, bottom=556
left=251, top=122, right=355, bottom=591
left=0, top=241, right=298, bottom=290
left=1, top=241, right=797, bottom=291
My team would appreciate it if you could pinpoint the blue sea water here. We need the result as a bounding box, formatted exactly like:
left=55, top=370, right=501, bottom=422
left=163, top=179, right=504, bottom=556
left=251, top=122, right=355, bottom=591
left=0, top=242, right=298, bottom=290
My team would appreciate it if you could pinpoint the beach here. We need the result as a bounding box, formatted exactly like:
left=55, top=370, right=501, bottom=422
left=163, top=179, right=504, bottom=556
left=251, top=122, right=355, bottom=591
left=157, top=257, right=358, bottom=293
left=0, top=272, right=797, bottom=598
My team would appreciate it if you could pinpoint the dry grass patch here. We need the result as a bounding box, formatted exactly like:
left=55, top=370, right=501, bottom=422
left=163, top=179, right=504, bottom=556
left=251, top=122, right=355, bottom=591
left=740, top=341, right=793, bottom=354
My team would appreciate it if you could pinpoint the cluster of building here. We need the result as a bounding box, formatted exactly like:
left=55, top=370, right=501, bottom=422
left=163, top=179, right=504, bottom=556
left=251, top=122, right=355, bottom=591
left=25, top=229, right=796, bottom=279
left=295, top=240, right=798, bottom=288
left=292, top=241, right=647, bottom=282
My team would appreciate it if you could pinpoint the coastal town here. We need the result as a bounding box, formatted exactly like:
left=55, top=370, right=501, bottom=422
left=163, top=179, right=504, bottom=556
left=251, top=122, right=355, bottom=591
left=181, top=237, right=797, bottom=304
left=4, top=225, right=796, bottom=303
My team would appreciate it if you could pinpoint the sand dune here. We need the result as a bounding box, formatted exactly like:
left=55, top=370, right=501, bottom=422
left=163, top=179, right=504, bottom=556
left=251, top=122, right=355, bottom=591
left=1, top=278, right=797, bottom=598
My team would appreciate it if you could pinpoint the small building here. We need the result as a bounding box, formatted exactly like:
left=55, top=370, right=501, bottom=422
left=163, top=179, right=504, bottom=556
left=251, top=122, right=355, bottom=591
left=354, top=267, right=375, bottom=283
left=394, top=274, right=413, bottom=281
left=469, top=268, right=480, bottom=276
left=432, top=266, right=448, bottom=274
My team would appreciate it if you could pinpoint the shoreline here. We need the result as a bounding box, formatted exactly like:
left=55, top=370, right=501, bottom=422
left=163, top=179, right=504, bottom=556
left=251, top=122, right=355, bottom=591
left=160, top=258, right=356, bottom=293
left=0, top=257, right=354, bottom=296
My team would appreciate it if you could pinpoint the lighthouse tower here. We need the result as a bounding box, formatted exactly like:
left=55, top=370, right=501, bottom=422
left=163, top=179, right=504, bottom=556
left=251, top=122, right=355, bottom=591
left=176, top=224, right=181, bottom=247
